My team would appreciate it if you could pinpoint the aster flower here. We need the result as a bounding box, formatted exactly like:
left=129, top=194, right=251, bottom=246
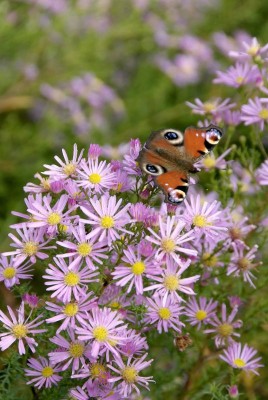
left=43, top=257, right=99, bottom=303
left=186, top=97, right=235, bottom=116
left=80, top=195, right=132, bottom=246
left=57, top=222, right=108, bottom=270
left=72, top=360, right=110, bottom=383
left=145, top=215, right=197, bottom=265
left=111, top=245, right=161, bottom=295
left=143, top=295, right=184, bottom=333
left=24, top=356, right=62, bottom=389
left=0, top=255, right=33, bottom=289
left=229, top=37, right=268, bottom=62
left=213, top=62, right=260, bottom=88
left=194, top=147, right=233, bottom=171
left=226, top=211, right=256, bottom=246
left=43, top=143, right=84, bottom=179
left=241, top=97, right=268, bottom=130
left=0, top=302, right=46, bottom=354
left=184, top=297, right=218, bottom=329
left=108, top=353, right=154, bottom=398
left=122, top=139, right=142, bottom=176
left=25, top=194, right=76, bottom=236
left=76, top=307, right=128, bottom=359
left=11, top=194, right=48, bottom=228
left=46, top=292, right=97, bottom=332
left=256, top=159, right=268, bottom=185
left=49, top=328, right=92, bottom=374
left=77, top=158, right=116, bottom=193
left=144, top=258, right=199, bottom=304
left=220, top=342, right=263, bottom=375
left=24, top=173, right=53, bottom=193
left=22, top=293, right=39, bottom=308
left=119, top=329, right=148, bottom=357
left=3, top=226, right=55, bottom=264
left=88, top=144, right=102, bottom=159
left=204, top=303, right=242, bottom=347
left=227, top=242, right=261, bottom=288
left=129, top=203, right=158, bottom=228
left=181, top=194, right=228, bottom=240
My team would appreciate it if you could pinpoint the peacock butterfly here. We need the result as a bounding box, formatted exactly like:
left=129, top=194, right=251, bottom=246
left=137, top=124, right=223, bottom=204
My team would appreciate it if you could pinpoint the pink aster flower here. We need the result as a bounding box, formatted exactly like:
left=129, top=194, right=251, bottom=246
left=119, top=329, right=148, bottom=357
left=256, top=159, right=268, bottom=185
left=181, top=194, right=228, bottom=240
left=22, top=293, right=39, bottom=308
left=227, top=242, right=261, bottom=288
left=49, top=328, right=92, bottom=374
left=25, top=194, right=76, bottom=236
left=76, top=307, right=128, bottom=359
left=229, top=37, right=268, bottom=62
left=43, top=143, right=84, bottom=179
left=241, top=97, right=268, bottom=131
left=77, top=158, right=116, bottom=194
left=129, top=203, right=158, bottom=228
left=24, top=356, right=62, bottom=389
left=184, top=297, right=218, bottom=329
left=194, top=147, right=233, bottom=171
left=0, top=255, right=33, bottom=289
left=108, top=353, right=154, bottom=398
left=57, top=223, right=108, bottom=270
left=213, top=62, right=260, bottom=88
left=143, top=295, right=184, bottom=333
left=220, top=342, right=263, bottom=375
left=88, top=143, right=102, bottom=159
left=122, top=138, right=142, bottom=176
left=186, top=97, right=235, bottom=116
left=46, top=292, right=97, bottom=332
left=145, top=215, right=197, bottom=265
left=80, top=195, right=132, bottom=246
left=43, top=257, right=99, bottom=303
left=144, top=258, right=199, bottom=304
left=3, top=226, right=55, bottom=264
left=204, top=303, right=242, bottom=347
left=11, top=194, right=48, bottom=228
left=226, top=211, right=256, bottom=246
left=111, top=245, right=161, bottom=295
left=24, top=172, right=54, bottom=194
left=0, top=302, right=46, bottom=354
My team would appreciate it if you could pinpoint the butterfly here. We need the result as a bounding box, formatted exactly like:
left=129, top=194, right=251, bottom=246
left=137, top=124, right=223, bottom=204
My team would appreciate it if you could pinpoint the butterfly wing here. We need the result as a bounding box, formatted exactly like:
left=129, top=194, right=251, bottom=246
left=137, top=129, right=189, bottom=204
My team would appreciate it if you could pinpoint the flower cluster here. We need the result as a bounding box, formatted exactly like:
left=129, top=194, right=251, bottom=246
left=1, top=35, right=267, bottom=399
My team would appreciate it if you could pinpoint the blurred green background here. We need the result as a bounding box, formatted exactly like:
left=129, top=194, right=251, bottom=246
left=0, top=1, right=268, bottom=399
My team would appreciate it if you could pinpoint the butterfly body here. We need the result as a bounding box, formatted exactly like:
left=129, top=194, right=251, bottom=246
left=138, top=124, right=223, bottom=204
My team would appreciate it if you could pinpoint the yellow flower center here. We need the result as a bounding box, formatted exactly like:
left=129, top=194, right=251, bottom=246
left=158, top=307, right=171, bottom=320
left=237, top=257, right=251, bottom=271
left=47, top=212, right=62, bottom=226
left=64, top=272, right=80, bottom=286
left=122, top=366, right=138, bottom=383
left=258, top=108, right=268, bottom=119
left=247, top=44, right=260, bottom=56
left=42, top=179, right=51, bottom=191
left=233, top=358, right=246, bottom=368
left=131, top=261, right=146, bottom=275
left=63, top=302, right=79, bottom=316
left=203, top=102, right=216, bottom=113
left=161, top=238, right=176, bottom=253
left=42, top=366, right=54, bottom=378
left=64, top=163, right=76, bottom=176
left=164, top=275, right=179, bottom=291
left=89, top=173, right=101, bottom=184
left=12, top=324, right=28, bottom=339
left=77, top=242, right=92, bottom=256
left=203, top=157, right=216, bottom=168
left=90, top=363, right=107, bottom=379
left=217, top=323, right=233, bottom=337
left=202, top=252, right=218, bottom=267
left=69, top=342, right=85, bottom=358
left=109, top=301, right=121, bottom=309
left=101, top=216, right=115, bottom=229
left=115, top=182, right=123, bottom=192
left=59, top=224, right=68, bottom=233
left=195, top=310, right=207, bottom=321
left=193, top=215, right=209, bottom=227
left=23, top=241, right=38, bottom=256
left=93, top=326, right=108, bottom=342
left=235, top=76, right=244, bottom=84
left=3, top=267, right=16, bottom=279
left=229, top=227, right=242, bottom=240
